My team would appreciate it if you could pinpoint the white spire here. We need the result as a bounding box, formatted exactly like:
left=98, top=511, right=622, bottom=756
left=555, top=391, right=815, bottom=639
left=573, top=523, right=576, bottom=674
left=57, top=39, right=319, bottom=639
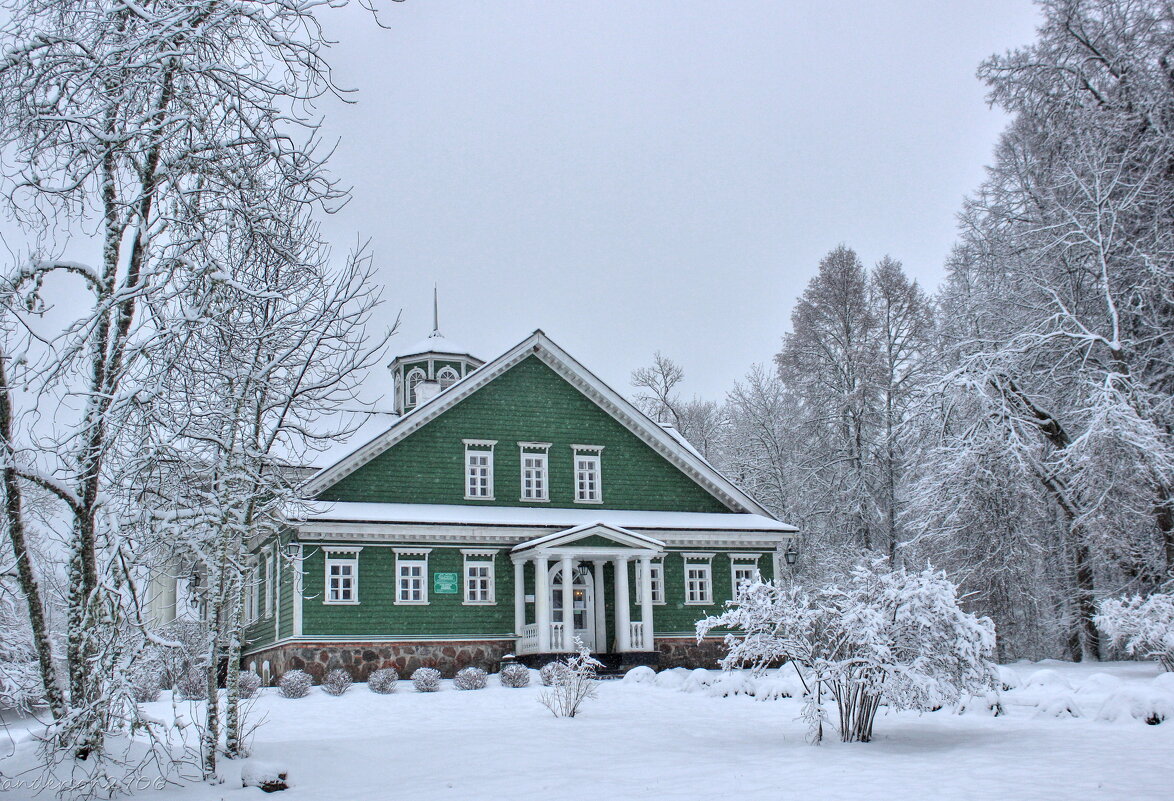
left=431, top=283, right=440, bottom=337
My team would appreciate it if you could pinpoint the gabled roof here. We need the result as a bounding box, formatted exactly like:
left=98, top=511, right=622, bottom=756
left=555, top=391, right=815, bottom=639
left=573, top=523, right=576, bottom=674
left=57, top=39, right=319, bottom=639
left=303, top=330, right=777, bottom=518
left=511, top=522, right=666, bottom=553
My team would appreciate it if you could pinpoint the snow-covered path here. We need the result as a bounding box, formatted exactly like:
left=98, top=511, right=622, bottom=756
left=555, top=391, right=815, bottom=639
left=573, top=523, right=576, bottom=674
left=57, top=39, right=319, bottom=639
left=2, top=660, right=1169, bottom=800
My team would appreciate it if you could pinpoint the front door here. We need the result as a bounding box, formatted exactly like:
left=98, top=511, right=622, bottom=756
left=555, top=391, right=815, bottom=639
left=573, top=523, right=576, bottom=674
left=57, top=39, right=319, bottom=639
left=551, top=565, right=595, bottom=651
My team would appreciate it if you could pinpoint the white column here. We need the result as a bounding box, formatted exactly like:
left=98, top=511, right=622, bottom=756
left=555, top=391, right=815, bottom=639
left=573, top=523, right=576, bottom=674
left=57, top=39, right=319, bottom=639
left=535, top=553, right=551, bottom=653
left=560, top=554, right=575, bottom=651
left=591, top=560, right=606, bottom=653
left=291, top=544, right=303, bottom=637
left=613, top=556, right=631, bottom=652
left=513, top=560, right=525, bottom=637
left=639, top=555, right=654, bottom=652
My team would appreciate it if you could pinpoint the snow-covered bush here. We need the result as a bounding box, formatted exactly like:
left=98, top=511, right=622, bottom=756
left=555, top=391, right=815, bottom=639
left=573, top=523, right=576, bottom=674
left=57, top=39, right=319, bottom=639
left=681, top=668, right=718, bottom=694
left=754, top=670, right=805, bottom=701
left=412, top=667, right=441, bottom=692
left=707, top=671, right=756, bottom=698
left=321, top=669, right=352, bottom=696
left=241, top=761, right=290, bottom=792
left=958, top=691, right=1004, bottom=716
left=1095, top=687, right=1174, bottom=725
left=540, top=661, right=571, bottom=687
left=654, top=667, right=690, bottom=690
left=997, top=666, right=1020, bottom=691
left=1023, top=668, right=1071, bottom=691
left=539, top=639, right=602, bottom=718
left=278, top=669, right=313, bottom=699
left=1153, top=673, right=1174, bottom=694
left=1033, top=692, right=1082, bottom=718
left=499, top=663, right=530, bottom=688
left=238, top=670, right=262, bottom=700
left=151, top=618, right=211, bottom=690
left=1096, top=593, right=1174, bottom=672
left=369, top=668, right=399, bottom=694
left=1075, top=672, right=1121, bottom=696
left=129, top=664, right=162, bottom=704
left=698, top=562, right=997, bottom=743
left=621, top=665, right=656, bottom=684
left=174, top=669, right=207, bottom=701
left=454, top=666, right=488, bottom=690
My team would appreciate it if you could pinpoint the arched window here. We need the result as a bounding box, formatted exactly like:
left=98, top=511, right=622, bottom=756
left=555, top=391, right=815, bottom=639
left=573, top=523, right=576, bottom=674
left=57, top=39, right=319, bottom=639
left=437, top=366, right=459, bottom=390
left=405, top=367, right=426, bottom=406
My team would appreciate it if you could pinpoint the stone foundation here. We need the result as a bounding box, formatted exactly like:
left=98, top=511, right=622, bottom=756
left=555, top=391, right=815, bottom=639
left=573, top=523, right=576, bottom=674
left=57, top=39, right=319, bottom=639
left=655, top=637, right=728, bottom=670
left=243, top=640, right=516, bottom=684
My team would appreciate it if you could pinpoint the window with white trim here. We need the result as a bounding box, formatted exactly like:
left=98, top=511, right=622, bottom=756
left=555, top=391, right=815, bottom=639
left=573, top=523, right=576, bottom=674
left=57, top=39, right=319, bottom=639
left=263, top=547, right=275, bottom=618
left=395, top=549, right=431, bottom=604
left=683, top=555, right=714, bottom=605
left=244, top=565, right=259, bottom=621
left=325, top=550, right=360, bottom=604
left=437, top=366, right=459, bottom=390
left=406, top=367, right=426, bottom=407
left=573, top=447, right=603, bottom=503
left=731, top=562, right=760, bottom=596
left=519, top=443, right=551, bottom=501
left=638, top=558, right=665, bottom=604
left=462, top=550, right=497, bottom=605
left=464, top=440, right=496, bottom=499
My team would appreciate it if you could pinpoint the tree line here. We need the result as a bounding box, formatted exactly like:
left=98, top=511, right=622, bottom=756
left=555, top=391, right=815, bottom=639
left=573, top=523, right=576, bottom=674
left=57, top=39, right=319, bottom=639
left=635, top=0, right=1173, bottom=664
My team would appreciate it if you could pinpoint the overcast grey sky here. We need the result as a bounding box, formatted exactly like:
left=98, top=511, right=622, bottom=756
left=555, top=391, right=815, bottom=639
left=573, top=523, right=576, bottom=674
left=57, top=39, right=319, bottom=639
left=312, top=1, right=1043, bottom=401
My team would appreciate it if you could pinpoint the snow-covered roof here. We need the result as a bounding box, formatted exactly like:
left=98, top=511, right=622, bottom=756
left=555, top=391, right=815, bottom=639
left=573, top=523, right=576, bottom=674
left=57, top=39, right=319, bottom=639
left=394, top=331, right=478, bottom=360
left=293, top=501, right=797, bottom=533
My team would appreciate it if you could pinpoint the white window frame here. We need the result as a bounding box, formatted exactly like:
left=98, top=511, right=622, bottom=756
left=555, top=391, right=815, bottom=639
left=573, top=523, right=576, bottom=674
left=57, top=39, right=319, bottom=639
left=572, top=445, right=604, bottom=504
left=405, top=367, right=426, bottom=407
left=462, top=549, right=498, bottom=605
left=436, top=365, right=459, bottom=390
left=683, top=553, right=714, bottom=605
left=245, top=564, right=260, bottom=621
left=263, top=546, right=275, bottom=618
left=395, top=548, right=431, bottom=605
left=324, top=548, right=361, bottom=605
left=730, top=554, right=762, bottom=597
left=638, top=557, right=666, bottom=605
left=518, top=442, right=551, bottom=502
left=464, top=439, right=496, bottom=500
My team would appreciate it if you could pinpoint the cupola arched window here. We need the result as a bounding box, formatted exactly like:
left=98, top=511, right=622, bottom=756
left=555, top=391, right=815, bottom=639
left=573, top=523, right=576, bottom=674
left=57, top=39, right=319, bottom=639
left=406, top=367, right=426, bottom=406
left=437, top=366, right=459, bottom=390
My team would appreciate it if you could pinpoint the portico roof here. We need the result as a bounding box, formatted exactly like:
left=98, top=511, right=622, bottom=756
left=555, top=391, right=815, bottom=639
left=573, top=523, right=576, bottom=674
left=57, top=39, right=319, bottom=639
left=511, top=522, right=666, bottom=554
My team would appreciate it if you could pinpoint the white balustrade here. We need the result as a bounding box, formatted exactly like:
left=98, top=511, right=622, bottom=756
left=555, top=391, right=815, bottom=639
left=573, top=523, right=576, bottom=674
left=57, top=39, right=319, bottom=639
left=550, top=621, right=565, bottom=651
left=629, top=621, right=645, bottom=651
left=520, top=624, right=539, bottom=654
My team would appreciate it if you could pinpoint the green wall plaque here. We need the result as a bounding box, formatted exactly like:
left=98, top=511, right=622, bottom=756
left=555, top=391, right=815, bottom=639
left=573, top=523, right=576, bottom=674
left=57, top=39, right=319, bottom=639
left=433, top=572, right=459, bottom=594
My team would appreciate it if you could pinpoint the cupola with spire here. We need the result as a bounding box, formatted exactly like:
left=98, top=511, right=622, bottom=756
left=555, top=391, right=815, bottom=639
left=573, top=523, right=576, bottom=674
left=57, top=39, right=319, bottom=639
left=389, top=287, right=484, bottom=414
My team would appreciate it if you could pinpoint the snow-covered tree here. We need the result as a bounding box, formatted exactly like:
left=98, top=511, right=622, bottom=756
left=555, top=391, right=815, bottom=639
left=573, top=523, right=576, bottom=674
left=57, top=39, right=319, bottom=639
left=538, top=639, right=603, bottom=719
left=698, top=562, right=997, bottom=743
left=1096, top=593, right=1174, bottom=672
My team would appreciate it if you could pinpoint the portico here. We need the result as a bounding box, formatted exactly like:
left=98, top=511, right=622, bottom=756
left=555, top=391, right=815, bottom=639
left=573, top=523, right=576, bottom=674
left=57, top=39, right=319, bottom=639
left=510, top=522, right=663, bottom=659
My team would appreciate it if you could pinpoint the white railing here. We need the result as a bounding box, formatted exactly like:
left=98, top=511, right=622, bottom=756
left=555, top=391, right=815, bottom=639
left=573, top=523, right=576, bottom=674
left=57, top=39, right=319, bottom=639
left=629, top=621, right=645, bottom=650
left=550, top=621, right=566, bottom=651
left=519, top=624, right=538, bottom=654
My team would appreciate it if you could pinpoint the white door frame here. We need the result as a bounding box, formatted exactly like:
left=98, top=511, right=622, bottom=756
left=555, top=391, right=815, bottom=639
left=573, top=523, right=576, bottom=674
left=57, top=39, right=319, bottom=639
left=549, top=563, right=595, bottom=651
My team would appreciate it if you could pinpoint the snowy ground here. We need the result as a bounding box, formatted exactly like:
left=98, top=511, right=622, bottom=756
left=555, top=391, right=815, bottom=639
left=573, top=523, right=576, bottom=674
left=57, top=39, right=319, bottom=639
left=1, top=660, right=1170, bottom=800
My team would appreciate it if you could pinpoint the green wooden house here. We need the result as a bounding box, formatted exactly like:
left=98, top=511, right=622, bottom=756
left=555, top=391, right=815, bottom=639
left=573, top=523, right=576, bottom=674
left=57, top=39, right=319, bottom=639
left=240, top=329, right=796, bottom=681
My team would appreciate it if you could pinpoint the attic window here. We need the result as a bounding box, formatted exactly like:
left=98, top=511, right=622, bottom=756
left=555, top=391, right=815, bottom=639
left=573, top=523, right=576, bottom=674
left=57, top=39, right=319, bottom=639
left=572, top=445, right=603, bottom=504
left=406, top=367, right=426, bottom=406
left=437, top=366, right=459, bottom=390
left=464, top=439, right=496, bottom=500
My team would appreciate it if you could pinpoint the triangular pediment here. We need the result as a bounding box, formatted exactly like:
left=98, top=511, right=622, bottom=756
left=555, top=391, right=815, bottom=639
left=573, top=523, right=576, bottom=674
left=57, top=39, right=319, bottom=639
left=304, top=330, right=776, bottom=518
left=511, top=523, right=665, bottom=554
